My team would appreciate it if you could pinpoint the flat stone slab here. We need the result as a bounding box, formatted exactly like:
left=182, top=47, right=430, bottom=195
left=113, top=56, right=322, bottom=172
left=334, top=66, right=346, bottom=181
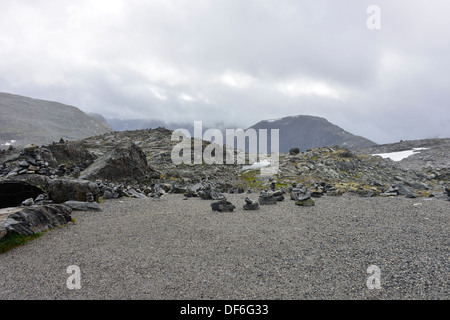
left=0, top=204, right=72, bottom=241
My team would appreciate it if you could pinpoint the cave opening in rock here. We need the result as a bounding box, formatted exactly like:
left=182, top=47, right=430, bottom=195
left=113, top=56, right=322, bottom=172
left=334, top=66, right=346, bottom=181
left=0, top=182, right=43, bottom=209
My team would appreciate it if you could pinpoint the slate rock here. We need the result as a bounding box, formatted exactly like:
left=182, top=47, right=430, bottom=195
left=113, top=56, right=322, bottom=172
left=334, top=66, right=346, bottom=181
left=63, top=201, right=102, bottom=211
left=125, top=188, right=148, bottom=199
left=80, top=142, right=160, bottom=182
left=258, top=193, right=278, bottom=205
left=243, top=197, right=259, bottom=210
left=211, top=199, right=235, bottom=212
left=47, top=178, right=100, bottom=203
left=21, top=198, right=34, bottom=206
left=0, top=204, right=72, bottom=241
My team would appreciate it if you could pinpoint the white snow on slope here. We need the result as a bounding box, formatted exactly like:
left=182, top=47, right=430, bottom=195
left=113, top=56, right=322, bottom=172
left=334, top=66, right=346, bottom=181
left=241, top=160, right=272, bottom=171
left=1, top=139, right=16, bottom=146
left=372, top=148, right=428, bottom=161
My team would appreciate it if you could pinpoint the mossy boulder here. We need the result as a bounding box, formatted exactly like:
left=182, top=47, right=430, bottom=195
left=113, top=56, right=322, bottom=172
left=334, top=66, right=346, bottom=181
left=295, top=198, right=315, bottom=207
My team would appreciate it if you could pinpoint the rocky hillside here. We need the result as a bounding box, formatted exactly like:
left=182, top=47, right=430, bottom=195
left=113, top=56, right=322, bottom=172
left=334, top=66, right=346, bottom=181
left=238, top=146, right=448, bottom=198
left=355, top=138, right=450, bottom=171
left=1, top=127, right=448, bottom=204
left=0, top=92, right=113, bottom=148
left=247, top=115, right=377, bottom=153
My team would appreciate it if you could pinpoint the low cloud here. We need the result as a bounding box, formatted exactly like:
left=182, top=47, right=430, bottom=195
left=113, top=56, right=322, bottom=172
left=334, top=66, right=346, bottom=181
left=0, top=0, right=449, bottom=143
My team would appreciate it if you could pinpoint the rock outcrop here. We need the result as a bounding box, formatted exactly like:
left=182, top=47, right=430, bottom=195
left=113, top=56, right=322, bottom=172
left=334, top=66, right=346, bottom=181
left=80, top=142, right=160, bottom=183
left=0, top=204, right=72, bottom=241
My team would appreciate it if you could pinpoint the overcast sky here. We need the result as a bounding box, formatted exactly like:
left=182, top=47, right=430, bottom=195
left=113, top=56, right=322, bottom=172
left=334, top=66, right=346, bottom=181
left=1, top=0, right=449, bottom=144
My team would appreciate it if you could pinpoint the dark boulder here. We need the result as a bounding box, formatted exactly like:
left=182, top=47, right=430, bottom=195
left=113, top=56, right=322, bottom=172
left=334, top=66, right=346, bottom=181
left=0, top=204, right=72, bottom=241
left=258, top=192, right=278, bottom=205
left=211, top=199, right=236, bottom=212
left=47, top=178, right=100, bottom=203
left=289, top=148, right=300, bottom=155
left=243, top=197, right=259, bottom=210
left=80, top=142, right=160, bottom=183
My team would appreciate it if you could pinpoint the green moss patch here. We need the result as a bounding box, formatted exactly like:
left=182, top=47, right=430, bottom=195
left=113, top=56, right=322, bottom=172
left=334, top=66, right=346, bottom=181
left=0, top=232, right=44, bottom=254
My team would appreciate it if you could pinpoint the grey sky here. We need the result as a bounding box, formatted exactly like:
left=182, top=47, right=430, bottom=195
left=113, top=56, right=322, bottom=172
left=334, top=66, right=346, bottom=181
left=1, top=0, right=449, bottom=144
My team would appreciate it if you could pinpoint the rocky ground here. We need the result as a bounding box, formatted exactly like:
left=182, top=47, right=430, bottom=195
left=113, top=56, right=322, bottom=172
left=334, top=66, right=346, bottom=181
left=0, top=128, right=448, bottom=300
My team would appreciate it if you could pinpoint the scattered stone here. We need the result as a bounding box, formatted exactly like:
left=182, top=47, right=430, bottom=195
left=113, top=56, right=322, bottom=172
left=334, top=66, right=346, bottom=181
left=34, top=193, right=53, bottom=205
left=405, top=193, right=419, bottom=199
left=258, top=192, right=278, bottom=205
left=197, top=183, right=226, bottom=200
left=243, top=197, right=259, bottom=210
left=289, top=147, right=300, bottom=155
left=21, top=198, right=34, bottom=206
left=270, top=189, right=284, bottom=197
left=63, top=201, right=102, bottom=211
left=23, top=144, right=37, bottom=154
left=364, top=190, right=376, bottom=198
left=103, top=190, right=113, bottom=199
left=379, top=192, right=398, bottom=197
left=270, top=182, right=276, bottom=191
left=27, top=165, right=40, bottom=172
left=211, top=199, right=235, bottom=212
left=290, top=190, right=311, bottom=202
left=210, top=190, right=226, bottom=201
left=125, top=188, right=148, bottom=199
left=295, top=198, right=315, bottom=207
left=86, top=192, right=94, bottom=202
left=310, top=188, right=324, bottom=198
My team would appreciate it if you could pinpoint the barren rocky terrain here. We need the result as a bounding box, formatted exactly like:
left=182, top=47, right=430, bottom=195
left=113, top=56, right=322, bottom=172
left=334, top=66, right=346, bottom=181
left=0, top=127, right=448, bottom=301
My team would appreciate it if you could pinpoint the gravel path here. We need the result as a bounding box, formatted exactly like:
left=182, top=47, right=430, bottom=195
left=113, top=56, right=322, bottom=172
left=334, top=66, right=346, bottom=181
left=0, top=193, right=448, bottom=300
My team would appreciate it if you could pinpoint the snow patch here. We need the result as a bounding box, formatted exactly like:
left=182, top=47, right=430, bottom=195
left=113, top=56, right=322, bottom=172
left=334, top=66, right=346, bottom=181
left=241, top=160, right=272, bottom=171
left=1, top=139, right=16, bottom=146
left=372, top=148, right=428, bottom=161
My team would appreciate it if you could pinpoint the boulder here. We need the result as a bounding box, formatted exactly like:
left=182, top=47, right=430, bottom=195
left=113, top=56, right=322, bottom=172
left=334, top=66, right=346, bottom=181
left=0, top=204, right=72, bottom=241
left=23, top=144, right=37, bottom=154
left=210, top=190, right=226, bottom=201
left=47, top=178, right=100, bottom=203
left=289, top=148, right=300, bottom=155
left=80, top=142, right=160, bottom=183
left=124, top=188, right=148, bottom=199
left=211, top=199, right=236, bottom=212
left=243, top=197, right=259, bottom=210
left=291, top=190, right=311, bottom=201
left=258, top=192, right=278, bottom=205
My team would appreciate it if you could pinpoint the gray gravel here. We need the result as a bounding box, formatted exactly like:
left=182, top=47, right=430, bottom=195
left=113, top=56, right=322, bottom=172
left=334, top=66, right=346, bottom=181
left=0, top=193, right=448, bottom=300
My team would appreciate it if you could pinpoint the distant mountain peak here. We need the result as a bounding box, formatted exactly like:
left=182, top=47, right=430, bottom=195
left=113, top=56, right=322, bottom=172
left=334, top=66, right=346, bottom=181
left=248, top=114, right=377, bottom=152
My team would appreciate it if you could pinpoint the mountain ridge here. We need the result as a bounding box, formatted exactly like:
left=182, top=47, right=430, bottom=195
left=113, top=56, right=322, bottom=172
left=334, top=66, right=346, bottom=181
left=246, top=114, right=377, bottom=153
left=0, top=92, right=113, bottom=148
